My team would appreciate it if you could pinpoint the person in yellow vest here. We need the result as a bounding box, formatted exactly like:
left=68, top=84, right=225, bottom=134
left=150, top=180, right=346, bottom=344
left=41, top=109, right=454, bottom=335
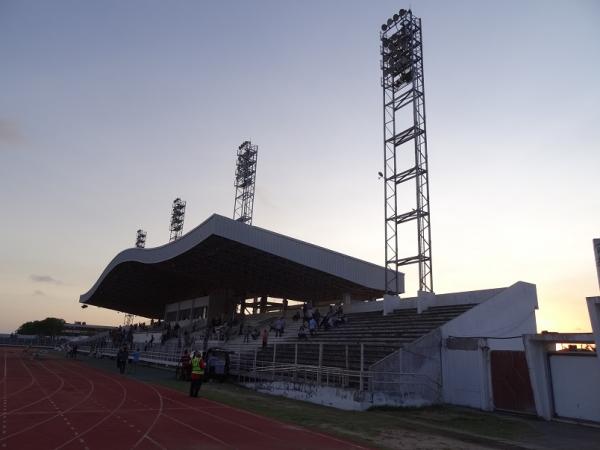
left=189, top=351, right=206, bottom=397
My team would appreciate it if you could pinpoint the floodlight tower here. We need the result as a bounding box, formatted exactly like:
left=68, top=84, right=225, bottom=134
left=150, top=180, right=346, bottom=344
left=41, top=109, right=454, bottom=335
left=233, top=140, right=258, bottom=225
left=169, top=198, right=186, bottom=242
left=380, top=9, right=433, bottom=294
left=135, top=229, right=147, bottom=248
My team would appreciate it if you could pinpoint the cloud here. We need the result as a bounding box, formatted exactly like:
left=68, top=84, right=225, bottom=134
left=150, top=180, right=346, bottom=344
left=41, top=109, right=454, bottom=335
left=33, top=290, right=45, bottom=296
left=0, top=119, right=24, bottom=146
left=30, top=274, right=62, bottom=285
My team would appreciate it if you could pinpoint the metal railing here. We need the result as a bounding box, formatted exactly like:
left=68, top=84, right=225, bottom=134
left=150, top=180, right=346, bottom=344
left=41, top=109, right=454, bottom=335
left=1, top=338, right=440, bottom=402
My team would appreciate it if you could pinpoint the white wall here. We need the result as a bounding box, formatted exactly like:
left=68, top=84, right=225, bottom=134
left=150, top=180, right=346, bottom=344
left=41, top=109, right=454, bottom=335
left=550, top=354, right=600, bottom=422
left=443, top=349, right=489, bottom=409
left=587, top=297, right=600, bottom=367
left=440, top=282, right=538, bottom=409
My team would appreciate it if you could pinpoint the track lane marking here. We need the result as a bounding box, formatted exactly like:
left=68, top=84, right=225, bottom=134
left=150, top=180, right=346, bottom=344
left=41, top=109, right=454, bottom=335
left=2, top=357, right=65, bottom=417
left=161, top=412, right=233, bottom=448
left=0, top=359, right=95, bottom=443
left=158, top=393, right=290, bottom=445
left=0, top=355, right=36, bottom=400
left=155, top=383, right=370, bottom=449
left=131, top=382, right=163, bottom=449
left=52, top=365, right=128, bottom=450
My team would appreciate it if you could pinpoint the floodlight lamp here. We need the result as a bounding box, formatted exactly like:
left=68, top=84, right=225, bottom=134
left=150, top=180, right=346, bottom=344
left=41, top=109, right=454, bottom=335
left=378, top=171, right=384, bottom=179
left=81, top=304, right=88, bottom=309
left=387, top=18, right=393, bottom=26
left=399, top=9, right=406, bottom=16
left=381, top=24, right=387, bottom=31
left=393, top=14, right=399, bottom=21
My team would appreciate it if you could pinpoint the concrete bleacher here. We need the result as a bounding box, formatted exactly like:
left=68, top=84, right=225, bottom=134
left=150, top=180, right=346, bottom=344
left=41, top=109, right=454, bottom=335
left=224, top=304, right=475, bottom=372
left=78, top=304, right=475, bottom=376
left=312, top=304, right=475, bottom=344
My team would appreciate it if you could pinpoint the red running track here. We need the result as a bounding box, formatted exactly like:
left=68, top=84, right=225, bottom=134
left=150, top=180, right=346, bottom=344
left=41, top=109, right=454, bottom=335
left=0, top=348, right=369, bottom=450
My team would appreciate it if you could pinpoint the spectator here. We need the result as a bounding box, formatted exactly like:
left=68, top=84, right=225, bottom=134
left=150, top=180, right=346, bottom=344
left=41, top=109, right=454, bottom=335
left=274, top=318, right=283, bottom=337
left=313, top=308, right=321, bottom=324
left=298, top=324, right=308, bottom=341
left=292, top=310, right=301, bottom=322
left=243, top=326, right=251, bottom=343
left=251, top=328, right=260, bottom=340
left=116, top=345, right=128, bottom=374
left=308, top=317, right=317, bottom=336
left=179, top=349, right=191, bottom=381
left=279, top=317, right=286, bottom=335
left=261, top=328, right=268, bottom=349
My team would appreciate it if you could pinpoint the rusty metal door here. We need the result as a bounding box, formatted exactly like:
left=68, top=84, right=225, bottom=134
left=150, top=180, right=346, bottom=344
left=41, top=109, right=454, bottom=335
left=490, top=350, right=536, bottom=414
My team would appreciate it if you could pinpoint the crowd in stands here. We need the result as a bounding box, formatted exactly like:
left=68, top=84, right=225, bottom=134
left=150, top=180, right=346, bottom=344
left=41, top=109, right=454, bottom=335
left=236, top=301, right=348, bottom=346
left=296, top=302, right=346, bottom=341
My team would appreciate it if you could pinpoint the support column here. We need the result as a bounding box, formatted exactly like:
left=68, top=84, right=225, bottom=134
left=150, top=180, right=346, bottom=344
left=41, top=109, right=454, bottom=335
left=343, top=293, right=352, bottom=307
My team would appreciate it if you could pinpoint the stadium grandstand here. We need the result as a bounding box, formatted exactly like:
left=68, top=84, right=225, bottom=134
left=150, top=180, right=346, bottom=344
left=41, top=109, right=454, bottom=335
left=79, top=213, right=539, bottom=411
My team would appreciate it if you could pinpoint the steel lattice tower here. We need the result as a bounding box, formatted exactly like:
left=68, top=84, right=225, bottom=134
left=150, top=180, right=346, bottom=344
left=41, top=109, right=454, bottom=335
left=169, top=198, right=186, bottom=242
left=380, top=9, right=433, bottom=294
left=233, top=140, right=258, bottom=225
left=135, top=229, right=147, bottom=248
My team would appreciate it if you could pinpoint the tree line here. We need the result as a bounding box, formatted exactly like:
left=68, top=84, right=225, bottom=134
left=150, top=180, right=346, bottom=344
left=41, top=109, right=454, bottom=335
left=16, top=317, right=65, bottom=336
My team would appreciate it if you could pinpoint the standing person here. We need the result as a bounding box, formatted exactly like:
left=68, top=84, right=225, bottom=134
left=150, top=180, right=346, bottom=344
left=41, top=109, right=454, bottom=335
left=261, top=328, right=268, bottom=349
left=309, top=317, right=317, bottom=336
left=189, top=351, right=205, bottom=397
left=116, top=345, right=128, bottom=374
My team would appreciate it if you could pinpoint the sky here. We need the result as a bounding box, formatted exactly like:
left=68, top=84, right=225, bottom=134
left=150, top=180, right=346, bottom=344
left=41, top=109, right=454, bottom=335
left=0, top=0, right=598, bottom=334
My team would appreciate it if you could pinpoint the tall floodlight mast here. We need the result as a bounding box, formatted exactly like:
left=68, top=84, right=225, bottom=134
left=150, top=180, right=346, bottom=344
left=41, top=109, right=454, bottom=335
left=135, top=229, right=147, bottom=248
left=380, top=9, right=433, bottom=294
left=169, top=198, right=186, bottom=242
left=233, top=140, right=258, bottom=225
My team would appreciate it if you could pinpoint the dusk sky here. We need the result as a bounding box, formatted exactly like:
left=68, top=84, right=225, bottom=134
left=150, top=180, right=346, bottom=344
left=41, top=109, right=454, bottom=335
left=0, top=0, right=598, bottom=334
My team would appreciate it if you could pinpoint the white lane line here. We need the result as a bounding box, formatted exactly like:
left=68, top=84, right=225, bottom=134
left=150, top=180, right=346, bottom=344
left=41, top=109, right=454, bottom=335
left=187, top=390, right=370, bottom=449
left=162, top=413, right=233, bottom=448
left=52, top=366, right=128, bottom=450
left=131, top=382, right=164, bottom=449
left=1, top=358, right=65, bottom=417
left=143, top=435, right=167, bottom=450
left=0, top=356, right=35, bottom=401
left=0, top=359, right=94, bottom=442
left=159, top=393, right=288, bottom=444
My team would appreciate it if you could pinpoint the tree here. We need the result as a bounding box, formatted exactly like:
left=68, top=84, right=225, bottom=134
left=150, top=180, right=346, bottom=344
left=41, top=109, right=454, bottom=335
left=17, top=317, right=65, bottom=336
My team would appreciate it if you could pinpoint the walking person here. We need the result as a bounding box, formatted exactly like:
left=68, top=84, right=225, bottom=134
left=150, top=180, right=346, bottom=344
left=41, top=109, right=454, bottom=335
left=116, top=345, right=128, bottom=374
left=189, top=351, right=206, bottom=397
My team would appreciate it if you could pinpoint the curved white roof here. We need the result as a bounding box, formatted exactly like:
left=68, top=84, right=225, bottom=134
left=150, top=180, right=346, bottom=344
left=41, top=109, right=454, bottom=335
left=80, top=214, right=401, bottom=315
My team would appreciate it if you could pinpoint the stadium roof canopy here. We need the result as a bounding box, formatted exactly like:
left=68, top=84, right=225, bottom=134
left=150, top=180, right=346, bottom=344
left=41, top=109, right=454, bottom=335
left=80, top=214, right=402, bottom=318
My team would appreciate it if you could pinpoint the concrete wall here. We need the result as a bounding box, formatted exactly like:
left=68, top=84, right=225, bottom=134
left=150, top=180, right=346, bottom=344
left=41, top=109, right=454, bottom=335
left=524, top=332, right=598, bottom=421
left=242, top=381, right=431, bottom=411
left=549, top=354, right=600, bottom=422
left=587, top=297, right=600, bottom=366
left=164, top=296, right=209, bottom=324
left=440, top=282, right=538, bottom=410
